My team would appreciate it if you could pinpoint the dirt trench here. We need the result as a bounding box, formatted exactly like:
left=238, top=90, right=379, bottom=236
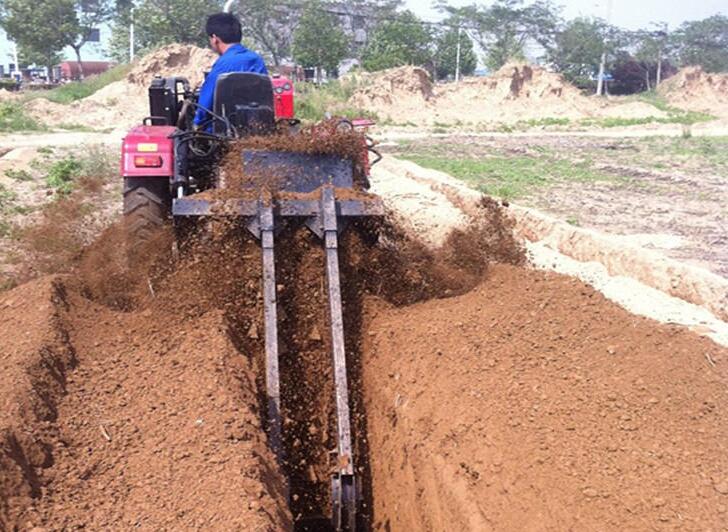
left=1, top=198, right=727, bottom=531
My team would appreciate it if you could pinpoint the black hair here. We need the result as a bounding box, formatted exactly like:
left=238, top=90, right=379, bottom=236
left=205, top=13, right=242, bottom=44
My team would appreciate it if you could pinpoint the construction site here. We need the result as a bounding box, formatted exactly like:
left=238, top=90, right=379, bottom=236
left=1, top=42, right=728, bottom=532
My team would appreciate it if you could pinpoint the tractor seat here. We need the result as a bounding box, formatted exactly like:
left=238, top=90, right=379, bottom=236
left=212, top=72, right=275, bottom=135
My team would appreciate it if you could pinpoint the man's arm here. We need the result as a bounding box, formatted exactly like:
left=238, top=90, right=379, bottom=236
left=193, top=64, right=222, bottom=126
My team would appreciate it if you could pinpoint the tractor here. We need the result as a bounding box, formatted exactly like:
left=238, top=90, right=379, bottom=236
left=120, top=69, right=381, bottom=532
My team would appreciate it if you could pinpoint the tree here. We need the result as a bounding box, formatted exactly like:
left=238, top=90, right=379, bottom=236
left=109, top=0, right=221, bottom=61
left=64, top=0, right=113, bottom=78
left=292, top=0, right=348, bottom=82
left=0, top=0, right=72, bottom=79
left=547, top=17, right=624, bottom=88
left=632, top=25, right=670, bottom=89
left=434, top=25, right=476, bottom=80
left=673, top=15, right=728, bottom=72
left=360, top=10, right=432, bottom=71
left=440, top=0, right=560, bottom=71
left=235, top=0, right=299, bottom=67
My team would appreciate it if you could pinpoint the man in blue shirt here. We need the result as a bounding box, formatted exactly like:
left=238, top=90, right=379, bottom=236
left=193, top=13, right=268, bottom=128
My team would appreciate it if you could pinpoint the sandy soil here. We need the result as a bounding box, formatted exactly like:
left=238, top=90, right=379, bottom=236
left=362, top=264, right=728, bottom=531
left=349, top=63, right=668, bottom=126
left=0, top=275, right=291, bottom=531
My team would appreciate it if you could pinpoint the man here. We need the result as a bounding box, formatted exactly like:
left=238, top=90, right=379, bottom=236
left=193, top=12, right=268, bottom=127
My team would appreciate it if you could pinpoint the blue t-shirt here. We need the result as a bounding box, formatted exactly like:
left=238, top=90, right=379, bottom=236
left=193, top=43, right=268, bottom=126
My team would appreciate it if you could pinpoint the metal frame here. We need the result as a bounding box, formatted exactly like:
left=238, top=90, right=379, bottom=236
left=173, top=186, right=382, bottom=531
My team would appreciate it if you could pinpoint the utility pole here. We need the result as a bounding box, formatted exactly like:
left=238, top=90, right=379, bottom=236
left=656, top=23, right=668, bottom=86
left=129, top=7, right=135, bottom=61
left=596, top=0, right=614, bottom=96
left=12, top=41, right=20, bottom=81
left=455, top=24, right=462, bottom=83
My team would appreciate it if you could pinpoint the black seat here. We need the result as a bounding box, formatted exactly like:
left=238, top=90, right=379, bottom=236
left=212, top=72, right=275, bottom=135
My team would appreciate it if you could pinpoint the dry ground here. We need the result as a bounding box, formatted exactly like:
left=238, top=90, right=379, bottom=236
left=386, top=133, right=728, bottom=277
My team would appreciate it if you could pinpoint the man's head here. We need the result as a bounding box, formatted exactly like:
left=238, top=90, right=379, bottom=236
left=206, top=13, right=242, bottom=55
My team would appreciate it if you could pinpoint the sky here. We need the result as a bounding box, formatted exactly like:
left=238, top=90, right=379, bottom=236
left=407, top=0, right=728, bottom=31
left=2, top=0, right=727, bottom=73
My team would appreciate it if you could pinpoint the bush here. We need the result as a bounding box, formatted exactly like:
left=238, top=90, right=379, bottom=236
left=0, top=102, right=44, bottom=132
left=295, top=78, right=376, bottom=122
left=47, top=157, right=83, bottom=193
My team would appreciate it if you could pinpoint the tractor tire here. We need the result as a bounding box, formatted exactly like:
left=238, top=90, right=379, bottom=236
left=123, top=177, right=171, bottom=263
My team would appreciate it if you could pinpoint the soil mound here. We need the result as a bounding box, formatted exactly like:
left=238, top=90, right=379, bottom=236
left=363, top=264, right=728, bottom=531
left=0, top=271, right=291, bottom=530
left=26, top=44, right=216, bottom=130
left=350, top=62, right=666, bottom=125
left=125, top=43, right=217, bottom=88
left=659, top=66, right=728, bottom=117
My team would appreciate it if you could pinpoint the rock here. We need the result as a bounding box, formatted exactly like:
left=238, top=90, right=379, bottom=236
left=714, top=480, right=728, bottom=495
left=582, top=487, right=599, bottom=498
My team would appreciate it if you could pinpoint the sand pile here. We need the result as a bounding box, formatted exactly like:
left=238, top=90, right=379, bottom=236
left=26, top=44, right=217, bottom=130
left=349, top=62, right=668, bottom=125
left=125, top=43, right=216, bottom=88
left=659, top=66, right=728, bottom=117
left=363, top=263, right=728, bottom=531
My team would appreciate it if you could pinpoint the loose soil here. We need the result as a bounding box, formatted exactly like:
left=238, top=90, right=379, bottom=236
left=659, top=66, right=728, bottom=118
left=363, top=264, right=728, bottom=531
left=0, top=194, right=523, bottom=530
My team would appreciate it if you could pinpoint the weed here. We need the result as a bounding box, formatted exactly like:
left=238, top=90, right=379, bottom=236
left=295, top=79, right=377, bottom=122
left=46, top=157, right=83, bottom=193
left=0, top=102, right=45, bottom=132
left=4, top=168, right=33, bottom=181
left=566, top=216, right=581, bottom=227
left=36, top=146, right=55, bottom=155
left=0, top=183, right=18, bottom=210
left=0, top=220, right=12, bottom=238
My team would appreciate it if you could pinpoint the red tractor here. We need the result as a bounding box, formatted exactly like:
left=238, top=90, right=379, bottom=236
left=120, top=72, right=380, bottom=532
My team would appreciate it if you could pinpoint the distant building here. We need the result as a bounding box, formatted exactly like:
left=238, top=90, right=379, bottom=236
left=55, top=61, right=113, bottom=81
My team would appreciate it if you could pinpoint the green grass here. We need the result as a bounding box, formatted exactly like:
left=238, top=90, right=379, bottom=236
left=296, top=79, right=377, bottom=122
left=46, top=157, right=84, bottom=193
left=4, top=168, right=33, bottom=181
left=0, top=183, right=18, bottom=212
left=26, top=63, right=132, bottom=104
left=399, top=154, right=622, bottom=199
left=0, top=102, right=45, bottom=132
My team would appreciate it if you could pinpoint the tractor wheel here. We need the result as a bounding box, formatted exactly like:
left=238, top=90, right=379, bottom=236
left=123, top=177, right=171, bottom=263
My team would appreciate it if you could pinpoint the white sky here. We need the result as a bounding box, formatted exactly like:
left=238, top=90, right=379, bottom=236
left=407, top=0, right=728, bottom=31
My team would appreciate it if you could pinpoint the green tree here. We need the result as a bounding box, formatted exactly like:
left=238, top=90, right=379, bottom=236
left=0, top=0, right=74, bottom=78
left=673, top=15, right=728, bottom=72
left=547, top=17, right=624, bottom=87
left=109, top=0, right=221, bottom=62
left=440, top=0, right=561, bottom=71
left=434, top=25, right=476, bottom=80
left=361, top=10, right=432, bottom=71
left=235, top=0, right=300, bottom=67
left=292, top=0, right=348, bottom=81
left=632, top=24, right=670, bottom=89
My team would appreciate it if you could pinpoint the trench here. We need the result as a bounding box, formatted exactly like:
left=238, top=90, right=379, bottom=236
left=1, top=199, right=514, bottom=529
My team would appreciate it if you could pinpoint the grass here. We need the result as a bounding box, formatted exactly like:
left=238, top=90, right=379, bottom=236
left=4, top=168, right=33, bottom=181
left=25, top=63, right=132, bottom=104
left=0, top=102, right=45, bottom=132
left=295, top=79, right=377, bottom=122
left=399, top=153, right=623, bottom=199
